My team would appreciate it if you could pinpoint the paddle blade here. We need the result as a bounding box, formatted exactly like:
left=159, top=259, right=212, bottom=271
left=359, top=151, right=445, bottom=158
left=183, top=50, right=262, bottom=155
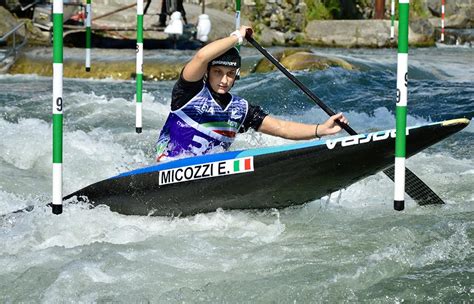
left=383, top=166, right=444, bottom=205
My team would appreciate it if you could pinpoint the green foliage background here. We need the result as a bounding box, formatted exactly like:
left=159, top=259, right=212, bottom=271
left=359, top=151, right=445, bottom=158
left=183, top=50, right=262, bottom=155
left=305, top=0, right=337, bottom=20
left=304, top=0, right=428, bottom=21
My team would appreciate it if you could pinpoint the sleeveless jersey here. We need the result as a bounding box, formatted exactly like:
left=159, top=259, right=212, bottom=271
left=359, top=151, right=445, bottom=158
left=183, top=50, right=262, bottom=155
left=156, top=85, right=248, bottom=159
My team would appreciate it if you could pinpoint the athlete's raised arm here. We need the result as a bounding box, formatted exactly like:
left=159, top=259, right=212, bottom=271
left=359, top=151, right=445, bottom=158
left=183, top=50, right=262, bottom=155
left=182, top=25, right=251, bottom=82
left=258, top=113, right=349, bottom=140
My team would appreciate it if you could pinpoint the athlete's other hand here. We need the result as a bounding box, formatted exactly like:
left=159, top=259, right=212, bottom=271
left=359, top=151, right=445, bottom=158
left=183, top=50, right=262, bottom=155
left=319, top=113, right=349, bottom=136
left=239, top=25, right=252, bottom=41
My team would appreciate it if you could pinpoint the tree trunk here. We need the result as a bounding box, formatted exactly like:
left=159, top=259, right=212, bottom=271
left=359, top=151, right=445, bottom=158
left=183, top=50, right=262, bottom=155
left=374, top=0, right=385, bottom=19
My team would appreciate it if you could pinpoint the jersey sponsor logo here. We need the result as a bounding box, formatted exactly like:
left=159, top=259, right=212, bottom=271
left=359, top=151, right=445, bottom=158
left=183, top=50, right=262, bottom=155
left=326, top=129, right=409, bottom=149
left=159, top=157, right=254, bottom=185
left=227, top=120, right=239, bottom=128
left=195, top=103, right=215, bottom=115
left=230, top=108, right=242, bottom=120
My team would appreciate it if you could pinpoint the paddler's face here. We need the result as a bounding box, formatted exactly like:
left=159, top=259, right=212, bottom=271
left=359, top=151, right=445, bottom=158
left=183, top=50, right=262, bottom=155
left=208, top=66, right=237, bottom=94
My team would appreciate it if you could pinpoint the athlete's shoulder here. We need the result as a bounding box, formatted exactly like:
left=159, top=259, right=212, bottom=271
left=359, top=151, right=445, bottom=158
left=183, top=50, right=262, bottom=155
left=171, top=72, right=206, bottom=111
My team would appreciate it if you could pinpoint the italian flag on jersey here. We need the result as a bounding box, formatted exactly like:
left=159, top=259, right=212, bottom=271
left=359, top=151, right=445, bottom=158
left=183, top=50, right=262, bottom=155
left=202, top=121, right=238, bottom=138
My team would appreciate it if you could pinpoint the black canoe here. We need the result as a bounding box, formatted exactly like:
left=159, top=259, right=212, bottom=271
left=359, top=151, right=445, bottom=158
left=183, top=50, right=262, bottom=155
left=64, top=118, right=470, bottom=216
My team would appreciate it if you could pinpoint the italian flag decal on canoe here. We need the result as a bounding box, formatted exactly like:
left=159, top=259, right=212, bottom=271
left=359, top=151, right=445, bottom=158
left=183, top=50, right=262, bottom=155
left=159, top=157, right=254, bottom=185
left=234, top=158, right=252, bottom=172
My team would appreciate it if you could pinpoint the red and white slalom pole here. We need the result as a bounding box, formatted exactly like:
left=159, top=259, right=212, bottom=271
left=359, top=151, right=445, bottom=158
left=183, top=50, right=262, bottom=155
left=390, top=0, right=395, bottom=39
left=441, top=0, right=445, bottom=42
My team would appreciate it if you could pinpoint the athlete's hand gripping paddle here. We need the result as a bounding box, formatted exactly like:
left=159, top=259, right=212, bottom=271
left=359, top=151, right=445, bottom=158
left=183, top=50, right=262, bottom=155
left=244, top=28, right=445, bottom=206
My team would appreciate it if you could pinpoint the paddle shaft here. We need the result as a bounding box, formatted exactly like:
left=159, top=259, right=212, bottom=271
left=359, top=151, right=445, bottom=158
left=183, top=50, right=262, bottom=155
left=245, top=31, right=357, bottom=136
left=92, top=3, right=137, bottom=21
left=245, top=29, right=445, bottom=205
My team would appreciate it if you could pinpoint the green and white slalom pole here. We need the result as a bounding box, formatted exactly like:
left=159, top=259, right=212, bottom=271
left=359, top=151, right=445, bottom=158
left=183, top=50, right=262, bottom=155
left=135, top=0, right=144, bottom=134
left=235, top=0, right=241, bottom=39
left=235, top=0, right=241, bottom=78
left=52, top=0, right=64, bottom=215
left=390, top=0, right=395, bottom=39
left=394, top=0, right=409, bottom=211
left=85, top=0, right=91, bottom=72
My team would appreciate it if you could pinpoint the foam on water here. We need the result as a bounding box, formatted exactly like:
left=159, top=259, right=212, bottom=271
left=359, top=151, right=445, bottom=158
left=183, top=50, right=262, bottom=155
left=1, top=202, right=285, bottom=255
left=319, top=47, right=474, bottom=83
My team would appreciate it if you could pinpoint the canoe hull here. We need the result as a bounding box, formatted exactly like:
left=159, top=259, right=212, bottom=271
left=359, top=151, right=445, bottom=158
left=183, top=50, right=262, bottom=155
left=64, top=119, right=470, bottom=216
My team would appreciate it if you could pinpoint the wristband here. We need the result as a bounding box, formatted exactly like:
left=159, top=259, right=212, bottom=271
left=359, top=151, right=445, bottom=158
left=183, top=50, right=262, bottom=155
left=315, top=124, right=320, bottom=139
left=230, top=30, right=243, bottom=45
